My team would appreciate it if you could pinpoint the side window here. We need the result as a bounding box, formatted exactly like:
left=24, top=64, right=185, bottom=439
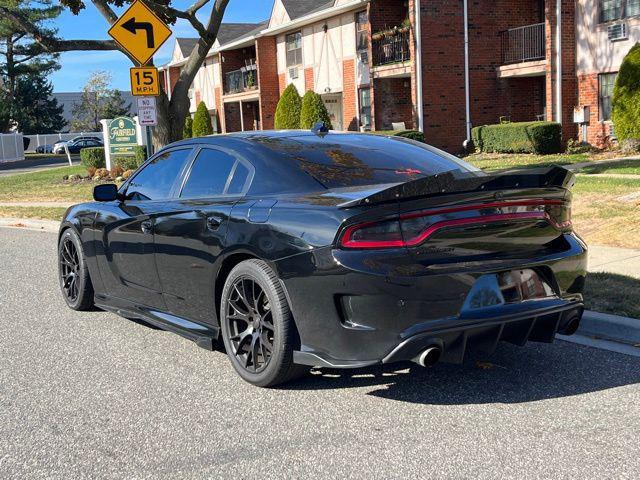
left=227, top=161, right=250, bottom=195
left=180, top=149, right=236, bottom=199
left=127, top=149, right=192, bottom=201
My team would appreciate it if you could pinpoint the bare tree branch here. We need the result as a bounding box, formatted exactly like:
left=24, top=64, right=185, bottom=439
left=187, top=0, right=211, bottom=15
left=0, top=6, right=121, bottom=52
left=90, top=0, right=118, bottom=25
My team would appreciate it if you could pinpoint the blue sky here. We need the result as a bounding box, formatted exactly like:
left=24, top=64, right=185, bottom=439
left=50, top=0, right=274, bottom=92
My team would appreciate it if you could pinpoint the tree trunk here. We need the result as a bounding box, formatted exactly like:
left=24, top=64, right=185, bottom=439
left=153, top=86, right=191, bottom=148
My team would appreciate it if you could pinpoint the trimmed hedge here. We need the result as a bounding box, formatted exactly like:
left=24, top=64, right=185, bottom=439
left=80, top=147, right=106, bottom=170
left=183, top=115, right=193, bottom=139
left=373, top=130, right=425, bottom=143
left=193, top=101, right=214, bottom=137
left=275, top=84, right=302, bottom=129
left=300, top=91, right=333, bottom=129
left=471, top=121, right=562, bottom=154
left=612, top=43, right=640, bottom=141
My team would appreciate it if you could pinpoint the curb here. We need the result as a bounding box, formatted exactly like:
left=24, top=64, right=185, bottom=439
left=0, top=217, right=60, bottom=233
left=578, top=310, right=640, bottom=345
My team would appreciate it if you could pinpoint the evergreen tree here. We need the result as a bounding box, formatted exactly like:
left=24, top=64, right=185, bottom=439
left=0, top=0, right=60, bottom=101
left=72, top=71, right=131, bottom=131
left=275, top=84, right=302, bottom=129
left=192, top=101, right=213, bottom=137
left=12, top=73, right=64, bottom=133
left=612, top=43, right=640, bottom=140
left=183, top=115, right=193, bottom=139
left=300, top=91, right=333, bottom=130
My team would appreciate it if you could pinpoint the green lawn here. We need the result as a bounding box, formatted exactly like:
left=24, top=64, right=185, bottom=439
left=578, top=158, right=640, bottom=175
left=0, top=206, right=66, bottom=221
left=0, top=166, right=93, bottom=203
left=584, top=272, right=640, bottom=319
left=466, top=153, right=590, bottom=171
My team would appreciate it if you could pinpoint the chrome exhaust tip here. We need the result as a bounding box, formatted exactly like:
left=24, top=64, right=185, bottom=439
left=559, top=309, right=583, bottom=336
left=417, top=346, right=442, bottom=368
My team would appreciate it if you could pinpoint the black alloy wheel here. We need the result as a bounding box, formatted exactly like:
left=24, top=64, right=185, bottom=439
left=220, top=259, right=306, bottom=387
left=226, top=276, right=275, bottom=373
left=58, top=229, right=94, bottom=311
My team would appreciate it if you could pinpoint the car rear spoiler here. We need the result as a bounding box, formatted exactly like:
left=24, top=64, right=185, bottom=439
left=337, top=166, right=576, bottom=209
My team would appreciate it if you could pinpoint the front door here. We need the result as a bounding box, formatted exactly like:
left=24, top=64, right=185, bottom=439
left=154, top=146, right=253, bottom=325
left=322, top=93, right=343, bottom=131
left=95, top=148, right=194, bottom=309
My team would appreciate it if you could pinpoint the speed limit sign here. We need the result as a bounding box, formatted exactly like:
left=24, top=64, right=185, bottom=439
left=130, top=67, right=160, bottom=96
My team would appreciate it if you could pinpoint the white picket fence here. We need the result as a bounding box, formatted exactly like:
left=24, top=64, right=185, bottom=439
left=23, top=132, right=104, bottom=153
left=0, top=133, right=25, bottom=163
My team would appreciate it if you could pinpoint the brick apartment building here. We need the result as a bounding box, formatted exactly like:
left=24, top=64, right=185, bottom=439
left=159, top=0, right=633, bottom=152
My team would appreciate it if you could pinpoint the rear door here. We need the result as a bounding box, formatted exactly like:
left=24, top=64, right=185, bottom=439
left=153, top=146, right=254, bottom=324
left=94, top=147, right=194, bottom=309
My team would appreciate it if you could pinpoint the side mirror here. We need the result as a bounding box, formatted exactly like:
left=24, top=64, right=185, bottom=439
left=93, top=184, right=119, bottom=202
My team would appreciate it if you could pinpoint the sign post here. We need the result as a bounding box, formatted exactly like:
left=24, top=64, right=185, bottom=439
left=137, top=97, right=158, bottom=158
left=108, top=0, right=171, bottom=161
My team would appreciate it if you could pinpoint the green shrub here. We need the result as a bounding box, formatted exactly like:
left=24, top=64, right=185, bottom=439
left=275, top=84, right=302, bottom=129
left=373, top=130, right=425, bottom=143
left=300, top=91, right=333, bottom=129
left=192, top=101, right=214, bottom=137
left=612, top=43, right=640, bottom=141
left=183, top=115, right=193, bottom=139
left=471, top=121, right=562, bottom=154
left=80, top=147, right=106, bottom=170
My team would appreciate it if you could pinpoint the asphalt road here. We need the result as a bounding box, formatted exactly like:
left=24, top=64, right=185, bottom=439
left=1, top=227, right=639, bottom=479
left=0, top=156, right=79, bottom=176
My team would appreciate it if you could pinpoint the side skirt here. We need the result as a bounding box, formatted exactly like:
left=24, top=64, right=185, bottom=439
left=95, top=295, right=220, bottom=351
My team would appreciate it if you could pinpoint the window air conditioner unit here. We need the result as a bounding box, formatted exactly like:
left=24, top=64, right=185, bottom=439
left=289, top=67, right=299, bottom=79
left=608, top=23, right=628, bottom=42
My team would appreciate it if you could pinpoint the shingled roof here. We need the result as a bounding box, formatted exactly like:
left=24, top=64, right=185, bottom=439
left=281, top=0, right=335, bottom=20
left=217, top=21, right=268, bottom=45
left=175, top=38, right=198, bottom=58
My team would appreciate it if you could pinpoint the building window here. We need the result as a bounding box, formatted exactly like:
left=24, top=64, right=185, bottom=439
left=600, top=0, right=640, bottom=22
left=356, top=11, right=368, bottom=52
left=599, top=72, right=617, bottom=121
left=286, top=31, right=302, bottom=67
left=359, top=88, right=372, bottom=130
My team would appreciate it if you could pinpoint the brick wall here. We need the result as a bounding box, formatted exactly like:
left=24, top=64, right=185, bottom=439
left=304, top=67, right=314, bottom=93
left=169, top=67, right=181, bottom=94
left=369, top=0, right=409, bottom=33
left=343, top=59, right=358, bottom=131
left=256, top=36, right=279, bottom=130
left=278, top=73, right=286, bottom=95
left=224, top=102, right=242, bottom=132
left=578, top=73, right=612, bottom=147
left=374, top=77, right=414, bottom=130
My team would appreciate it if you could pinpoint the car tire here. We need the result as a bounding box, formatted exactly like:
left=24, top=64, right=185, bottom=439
left=220, top=259, right=306, bottom=387
left=58, top=229, right=95, bottom=311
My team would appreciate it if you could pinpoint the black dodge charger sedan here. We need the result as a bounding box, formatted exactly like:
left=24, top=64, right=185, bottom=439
left=58, top=130, right=587, bottom=387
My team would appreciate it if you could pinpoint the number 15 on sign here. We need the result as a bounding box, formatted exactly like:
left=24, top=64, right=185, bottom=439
left=130, top=67, right=160, bottom=96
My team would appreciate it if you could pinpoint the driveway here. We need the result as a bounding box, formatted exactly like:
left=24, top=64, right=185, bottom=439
left=1, top=227, right=638, bottom=479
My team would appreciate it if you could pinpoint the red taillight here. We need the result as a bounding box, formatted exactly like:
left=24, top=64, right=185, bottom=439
left=340, top=200, right=571, bottom=249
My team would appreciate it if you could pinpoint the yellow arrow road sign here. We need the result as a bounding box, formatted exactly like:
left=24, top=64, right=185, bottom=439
left=108, top=0, right=172, bottom=66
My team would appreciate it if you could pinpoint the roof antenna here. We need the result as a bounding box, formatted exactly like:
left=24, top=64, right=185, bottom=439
left=311, top=122, right=329, bottom=138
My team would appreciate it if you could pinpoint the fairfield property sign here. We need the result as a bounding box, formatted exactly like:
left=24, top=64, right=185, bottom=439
left=108, top=117, right=138, bottom=156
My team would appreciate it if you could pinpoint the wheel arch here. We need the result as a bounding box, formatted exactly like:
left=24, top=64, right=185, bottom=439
left=214, top=251, right=301, bottom=349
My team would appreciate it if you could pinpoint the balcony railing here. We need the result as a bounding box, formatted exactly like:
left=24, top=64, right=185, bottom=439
left=224, top=63, right=258, bottom=95
left=372, top=28, right=410, bottom=67
left=500, top=23, right=545, bottom=65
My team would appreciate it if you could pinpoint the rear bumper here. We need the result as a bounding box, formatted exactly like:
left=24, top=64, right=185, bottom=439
left=275, top=233, right=588, bottom=369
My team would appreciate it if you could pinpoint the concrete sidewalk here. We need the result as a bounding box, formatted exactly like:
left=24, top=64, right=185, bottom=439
left=588, top=245, right=640, bottom=279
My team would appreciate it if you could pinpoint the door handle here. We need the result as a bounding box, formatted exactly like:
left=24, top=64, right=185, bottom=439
left=206, top=215, right=223, bottom=231
left=141, top=220, right=154, bottom=235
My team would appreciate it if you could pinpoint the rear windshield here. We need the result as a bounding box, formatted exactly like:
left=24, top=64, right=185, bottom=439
left=257, top=134, right=475, bottom=189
